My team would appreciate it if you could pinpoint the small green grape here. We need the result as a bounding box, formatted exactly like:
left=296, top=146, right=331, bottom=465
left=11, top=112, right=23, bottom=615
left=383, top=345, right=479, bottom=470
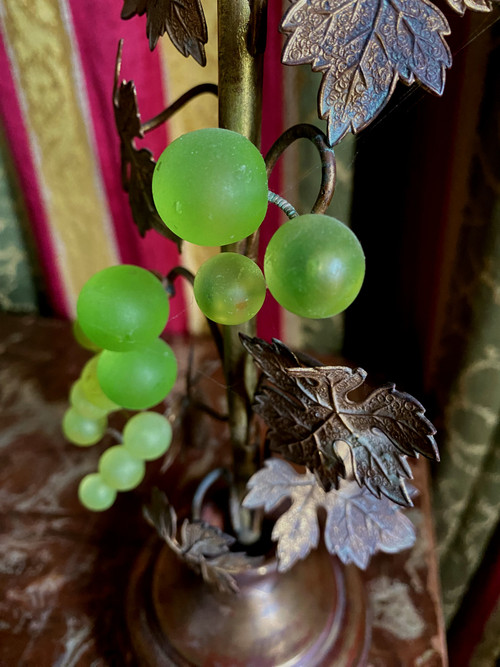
left=78, top=473, right=116, bottom=511
left=69, top=380, right=109, bottom=420
left=72, top=320, right=101, bottom=352
left=77, top=265, right=169, bottom=351
left=97, top=338, right=177, bottom=410
left=123, top=412, right=173, bottom=461
left=264, top=214, right=365, bottom=319
left=62, top=408, right=107, bottom=446
left=152, top=128, right=268, bottom=246
left=98, top=445, right=145, bottom=491
left=80, top=355, right=121, bottom=412
left=193, top=252, right=266, bottom=325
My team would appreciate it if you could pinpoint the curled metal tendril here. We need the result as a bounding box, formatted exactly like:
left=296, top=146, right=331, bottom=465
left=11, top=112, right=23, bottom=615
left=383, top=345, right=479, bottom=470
left=141, top=83, right=218, bottom=134
left=166, top=266, right=224, bottom=362
left=265, top=123, right=336, bottom=215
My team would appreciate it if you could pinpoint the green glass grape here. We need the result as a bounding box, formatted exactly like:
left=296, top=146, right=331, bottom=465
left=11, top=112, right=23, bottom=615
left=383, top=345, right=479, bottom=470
left=69, top=380, right=109, bottom=420
left=80, top=355, right=121, bottom=412
left=77, top=265, right=169, bottom=351
left=62, top=408, right=107, bottom=446
left=152, top=128, right=268, bottom=246
left=123, top=412, right=173, bottom=461
left=98, top=445, right=145, bottom=491
left=97, top=338, right=177, bottom=410
left=193, top=252, right=266, bottom=325
left=78, top=473, right=116, bottom=511
left=72, top=320, right=101, bottom=352
left=264, top=214, right=365, bottom=319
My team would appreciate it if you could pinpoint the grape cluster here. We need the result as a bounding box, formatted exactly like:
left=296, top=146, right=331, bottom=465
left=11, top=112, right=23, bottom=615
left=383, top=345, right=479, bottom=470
left=152, top=128, right=365, bottom=323
left=63, top=264, right=177, bottom=511
left=78, top=412, right=173, bottom=511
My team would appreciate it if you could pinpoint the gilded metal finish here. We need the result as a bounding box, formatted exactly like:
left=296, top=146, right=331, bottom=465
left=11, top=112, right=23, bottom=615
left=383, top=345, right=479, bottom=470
left=447, top=0, right=499, bottom=13
left=244, top=459, right=416, bottom=571
left=121, top=0, right=208, bottom=63
left=265, top=123, right=336, bottom=214
left=280, top=0, right=452, bottom=146
left=241, top=336, right=438, bottom=506
left=127, top=537, right=371, bottom=666
left=217, top=0, right=269, bottom=543
left=217, top=0, right=266, bottom=144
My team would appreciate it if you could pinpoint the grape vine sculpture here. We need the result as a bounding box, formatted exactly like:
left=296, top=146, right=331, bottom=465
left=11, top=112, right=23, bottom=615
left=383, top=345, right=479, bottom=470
left=62, top=0, right=496, bottom=589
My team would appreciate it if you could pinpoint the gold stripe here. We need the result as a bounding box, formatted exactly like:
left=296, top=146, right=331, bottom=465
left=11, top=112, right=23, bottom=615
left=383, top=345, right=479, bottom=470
left=160, top=3, right=219, bottom=334
left=1, top=0, right=119, bottom=314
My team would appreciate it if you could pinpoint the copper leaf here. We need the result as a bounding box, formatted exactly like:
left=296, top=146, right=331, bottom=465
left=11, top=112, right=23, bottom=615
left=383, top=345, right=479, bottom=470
left=144, top=489, right=261, bottom=593
left=281, top=0, right=452, bottom=146
left=121, top=0, right=208, bottom=64
left=243, top=459, right=416, bottom=571
left=113, top=76, right=182, bottom=250
left=446, top=0, right=498, bottom=13
left=241, top=336, right=438, bottom=506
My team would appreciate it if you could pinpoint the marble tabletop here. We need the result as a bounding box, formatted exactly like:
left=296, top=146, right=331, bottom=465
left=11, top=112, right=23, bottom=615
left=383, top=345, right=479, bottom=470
left=0, top=313, right=447, bottom=666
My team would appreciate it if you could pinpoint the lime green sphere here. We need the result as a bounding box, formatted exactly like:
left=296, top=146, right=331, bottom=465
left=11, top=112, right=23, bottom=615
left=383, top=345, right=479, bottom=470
left=78, top=473, right=117, bottom=511
left=77, top=265, right=169, bottom=352
left=123, top=412, right=173, bottom=461
left=194, top=253, right=266, bottom=325
left=62, top=408, right=107, bottom=446
left=98, top=445, right=145, bottom=491
left=264, top=214, right=365, bottom=319
left=152, top=128, right=268, bottom=246
left=97, top=338, right=177, bottom=410
left=80, top=355, right=121, bottom=412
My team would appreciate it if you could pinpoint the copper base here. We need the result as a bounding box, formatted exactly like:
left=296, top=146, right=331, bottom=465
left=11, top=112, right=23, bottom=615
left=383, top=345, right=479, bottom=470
left=126, top=539, right=371, bottom=666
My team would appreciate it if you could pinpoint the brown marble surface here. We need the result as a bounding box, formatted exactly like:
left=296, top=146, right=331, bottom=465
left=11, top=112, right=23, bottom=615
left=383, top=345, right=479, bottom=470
left=0, top=313, right=447, bottom=666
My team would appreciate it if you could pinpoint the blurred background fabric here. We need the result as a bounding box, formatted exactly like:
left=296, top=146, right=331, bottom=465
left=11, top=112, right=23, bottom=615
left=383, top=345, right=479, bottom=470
left=1, top=1, right=500, bottom=664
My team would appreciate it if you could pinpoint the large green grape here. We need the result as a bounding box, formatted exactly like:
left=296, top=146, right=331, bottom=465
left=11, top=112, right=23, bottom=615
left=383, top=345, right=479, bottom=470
left=152, top=128, right=268, bottom=246
left=80, top=355, right=121, bottom=412
left=123, top=412, right=172, bottom=461
left=193, top=252, right=266, bottom=325
left=78, top=473, right=116, bottom=511
left=77, top=265, right=169, bottom=351
left=98, top=445, right=145, bottom=491
left=264, top=214, right=365, bottom=319
left=62, top=408, right=107, bottom=446
left=97, top=338, right=177, bottom=410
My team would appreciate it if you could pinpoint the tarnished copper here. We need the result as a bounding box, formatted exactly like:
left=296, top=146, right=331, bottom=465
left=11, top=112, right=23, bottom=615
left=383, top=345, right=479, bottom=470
left=241, top=336, right=438, bottom=507
left=244, top=459, right=416, bottom=572
left=121, top=0, right=208, bottom=63
left=265, top=123, right=336, bottom=214
left=126, top=537, right=371, bottom=666
left=280, top=0, right=452, bottom=146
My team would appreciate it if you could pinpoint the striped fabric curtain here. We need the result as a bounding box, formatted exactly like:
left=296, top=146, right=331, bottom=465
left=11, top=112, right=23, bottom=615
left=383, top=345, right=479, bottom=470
left=0, top=0, right=288, bottom=340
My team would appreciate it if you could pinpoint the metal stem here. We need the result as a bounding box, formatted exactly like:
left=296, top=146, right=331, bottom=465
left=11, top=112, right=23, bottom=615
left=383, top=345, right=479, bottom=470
left=218, top=0, right=267, bottom=544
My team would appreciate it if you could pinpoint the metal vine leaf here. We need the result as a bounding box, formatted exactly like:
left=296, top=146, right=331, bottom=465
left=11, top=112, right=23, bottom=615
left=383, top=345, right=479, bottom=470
left=144, top=489, right=261, bottom=593
left=243, top=459, right=416, bottom=571
left=121, top=0, right=208, bottom=64
left=113, top=50, right=182, bottom=250
left=241, top=336, right=438, bottom=506
left=280, top=0, right=452, bottom=146
left=446, top=0, right=499, bottom=13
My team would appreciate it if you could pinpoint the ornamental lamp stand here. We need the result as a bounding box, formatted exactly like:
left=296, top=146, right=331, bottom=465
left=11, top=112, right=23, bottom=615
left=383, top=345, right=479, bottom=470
left=100, top=0, right=482, bottom=661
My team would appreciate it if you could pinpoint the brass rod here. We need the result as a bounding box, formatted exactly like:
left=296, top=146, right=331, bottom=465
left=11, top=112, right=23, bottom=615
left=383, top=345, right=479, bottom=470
left=217, top=0, right=267, bottom=543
